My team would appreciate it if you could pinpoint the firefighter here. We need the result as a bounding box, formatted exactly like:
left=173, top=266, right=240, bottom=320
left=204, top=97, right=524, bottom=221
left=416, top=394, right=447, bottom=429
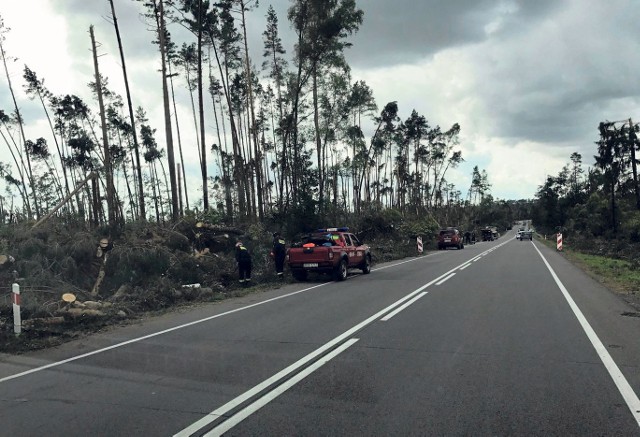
left=271, top=232, right=286, bottom=278
left=235, top=242, right=252, bottom=284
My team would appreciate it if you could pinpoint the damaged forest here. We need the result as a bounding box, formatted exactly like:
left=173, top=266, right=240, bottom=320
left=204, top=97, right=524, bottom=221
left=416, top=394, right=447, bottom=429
left=1, top=1, right=496, bottom=351
left=3, top=1, right=640, bottom=352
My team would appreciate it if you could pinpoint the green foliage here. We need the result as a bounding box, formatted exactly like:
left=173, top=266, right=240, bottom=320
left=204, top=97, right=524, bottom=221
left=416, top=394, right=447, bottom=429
left=398, top=215, right=440, bottom=240
left=353, top=208, right=402, bottom=240
left=622, top=210, right=640, bottom=243
left=571, top=252, right=640, bottom=293
left=103, top=246, right=171, bottom=292
left=582, top=192, right=608, bottom=236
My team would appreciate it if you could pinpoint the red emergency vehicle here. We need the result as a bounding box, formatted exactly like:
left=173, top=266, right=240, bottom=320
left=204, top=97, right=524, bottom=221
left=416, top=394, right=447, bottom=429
left=287, top=227, right=371, bottom=281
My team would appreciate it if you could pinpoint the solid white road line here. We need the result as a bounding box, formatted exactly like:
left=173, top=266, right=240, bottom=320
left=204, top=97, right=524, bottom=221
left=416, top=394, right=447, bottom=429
left=533, top=243, right=640, bottom=428
left=460, top=263, right=471, bottom=270
left=436, top=273, right=456, bottom=285
left=203, top=338, right=360, bottom=437
left=380, top=292, right=428, bottom=321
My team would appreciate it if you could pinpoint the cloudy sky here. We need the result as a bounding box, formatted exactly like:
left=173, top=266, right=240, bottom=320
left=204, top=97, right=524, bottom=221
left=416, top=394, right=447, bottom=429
left=1, top=0, right=639, bottom=203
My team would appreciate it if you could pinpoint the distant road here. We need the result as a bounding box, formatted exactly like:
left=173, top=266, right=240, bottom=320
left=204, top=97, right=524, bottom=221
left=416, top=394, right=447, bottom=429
left=2, top=230, right=639, bottom=435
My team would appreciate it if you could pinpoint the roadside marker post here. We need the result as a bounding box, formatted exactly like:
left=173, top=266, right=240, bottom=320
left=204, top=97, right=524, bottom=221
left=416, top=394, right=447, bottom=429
left=417, top=236, right=423, bottom=254
left=12, top=283, right=21, bottom=336
left=557, top=233, right=563, bottom=251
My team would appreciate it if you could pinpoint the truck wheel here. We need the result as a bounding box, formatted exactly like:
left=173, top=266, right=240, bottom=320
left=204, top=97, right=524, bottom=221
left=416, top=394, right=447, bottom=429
left=361, top=255, right=371, bottom=274
left=292, top=270, right=308, bottom=281
left=334, top=259, right=348, bottom=281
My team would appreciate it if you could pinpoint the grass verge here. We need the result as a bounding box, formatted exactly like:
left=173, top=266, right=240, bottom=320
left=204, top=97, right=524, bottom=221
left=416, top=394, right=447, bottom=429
left=536, top=235, right=640, bottom=308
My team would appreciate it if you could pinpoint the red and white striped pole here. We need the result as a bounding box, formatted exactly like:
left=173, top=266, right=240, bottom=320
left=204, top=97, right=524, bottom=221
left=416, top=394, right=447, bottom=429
left=12, top=283, right=21, bottom=335
left=556, top=233, right=563, bottom=251
left=417, top=236, right=423, bottom=254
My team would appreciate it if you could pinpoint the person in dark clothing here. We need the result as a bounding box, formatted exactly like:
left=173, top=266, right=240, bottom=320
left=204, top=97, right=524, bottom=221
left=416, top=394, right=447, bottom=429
left=235, top=242, right=252, bottom=284
left=271, top=232, right=286, bottom=278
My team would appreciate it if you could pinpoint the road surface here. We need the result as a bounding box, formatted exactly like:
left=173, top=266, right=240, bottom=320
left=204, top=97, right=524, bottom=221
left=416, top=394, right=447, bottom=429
left=1, top=231, right=639, bottom=436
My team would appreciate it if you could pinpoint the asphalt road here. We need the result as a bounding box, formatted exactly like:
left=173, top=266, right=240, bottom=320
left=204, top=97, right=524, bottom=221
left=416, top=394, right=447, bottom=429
left=1, top=231, right=640, bottom=436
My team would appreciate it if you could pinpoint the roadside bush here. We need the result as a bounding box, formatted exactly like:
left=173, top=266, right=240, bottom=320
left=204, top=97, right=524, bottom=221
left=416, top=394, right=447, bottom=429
left=622, top=211, right=640, bottom=243
left=103, top=246, right=171, bottom=293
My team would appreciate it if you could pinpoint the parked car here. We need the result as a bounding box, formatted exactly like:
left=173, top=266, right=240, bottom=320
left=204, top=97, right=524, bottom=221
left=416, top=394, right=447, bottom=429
left=481, top=228, right=494, bottom=241
left=438, top=227, right=464, bottom=250
left=287, top=227, right=371, bottom=281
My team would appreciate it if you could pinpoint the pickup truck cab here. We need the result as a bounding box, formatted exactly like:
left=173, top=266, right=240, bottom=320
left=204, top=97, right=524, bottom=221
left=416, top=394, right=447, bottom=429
left=287, top=227, right=371, bottom=281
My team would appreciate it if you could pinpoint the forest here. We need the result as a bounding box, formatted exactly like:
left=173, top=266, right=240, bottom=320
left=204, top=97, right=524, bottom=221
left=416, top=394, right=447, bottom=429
left=0, top=1, right=639, bottom=311
left=1, top=1, right=640, bottom=352
left=0, top=0, right=489, bottom=232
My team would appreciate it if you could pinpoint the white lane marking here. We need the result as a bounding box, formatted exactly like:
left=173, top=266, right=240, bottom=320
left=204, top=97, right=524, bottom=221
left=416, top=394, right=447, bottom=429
left=203, top=338, right=360, bottom=437
left=380, top=292, right=428, bottom=322
left=175, top=256, right=484, bottom=436
left=533, top=244, right=640, bottom=428
left=460, top=263, right=471, bottom=271
left=0, top=256, right=433, bottom=385
left=436, top=273, right=456, bottom=285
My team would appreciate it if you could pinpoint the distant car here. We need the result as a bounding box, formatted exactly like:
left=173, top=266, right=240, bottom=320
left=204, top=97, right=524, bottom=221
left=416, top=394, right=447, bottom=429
left=520, top=230, right=533, bottom=241
left=438, top=228, right=464, bottom=250
left=516, top=231, right=523, bottom=240
left=481, top=228, right=494, bottom=241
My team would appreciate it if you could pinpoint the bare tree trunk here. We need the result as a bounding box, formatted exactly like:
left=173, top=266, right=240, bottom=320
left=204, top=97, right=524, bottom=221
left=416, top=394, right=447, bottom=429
left=0, top=39, right=37, bottom=218
left=209, top=34, right=246, bottom=218
left=196, top=0, right=209, bottom=211
left=240, top=1, right=263, bottom=219
left=90, top=26, right=116, bottom=227
left=168, top=62, right=189, bottom=211
left=109, top=0, right=145, bottom=221
left=629, top=119, right=640, bottom=210
left=313, top=70, right=323, bottom=208
left=155, top=0, right=179, bottom=221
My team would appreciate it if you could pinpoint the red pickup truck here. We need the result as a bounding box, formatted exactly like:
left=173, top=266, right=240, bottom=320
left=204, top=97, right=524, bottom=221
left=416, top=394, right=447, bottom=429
left=287, top=228, right=372, bottom=281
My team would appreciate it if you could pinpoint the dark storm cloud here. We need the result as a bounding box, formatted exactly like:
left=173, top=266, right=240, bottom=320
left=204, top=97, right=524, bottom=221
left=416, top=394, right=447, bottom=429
left=470, top=0, right=640, bottom=149
left=344, top=0, right=560, bottom=67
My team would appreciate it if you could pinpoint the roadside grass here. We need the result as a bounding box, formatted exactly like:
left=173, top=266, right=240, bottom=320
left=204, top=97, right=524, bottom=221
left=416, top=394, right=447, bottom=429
left=536, top=234, right=640, bottom=297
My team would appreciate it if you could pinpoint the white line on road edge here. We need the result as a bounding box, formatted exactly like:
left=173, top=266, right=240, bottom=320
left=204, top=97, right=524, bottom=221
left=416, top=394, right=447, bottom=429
left=460, top=263, right=471, bottom=270
left=436, top=273, right=456, bottom=285
left=533, top=244, right=640, bottom=428
left=380, top=292, right=428, bottom=321
left=0, top=256, right=433, bottom=385
left=203, top=338, right=360, bottom=437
